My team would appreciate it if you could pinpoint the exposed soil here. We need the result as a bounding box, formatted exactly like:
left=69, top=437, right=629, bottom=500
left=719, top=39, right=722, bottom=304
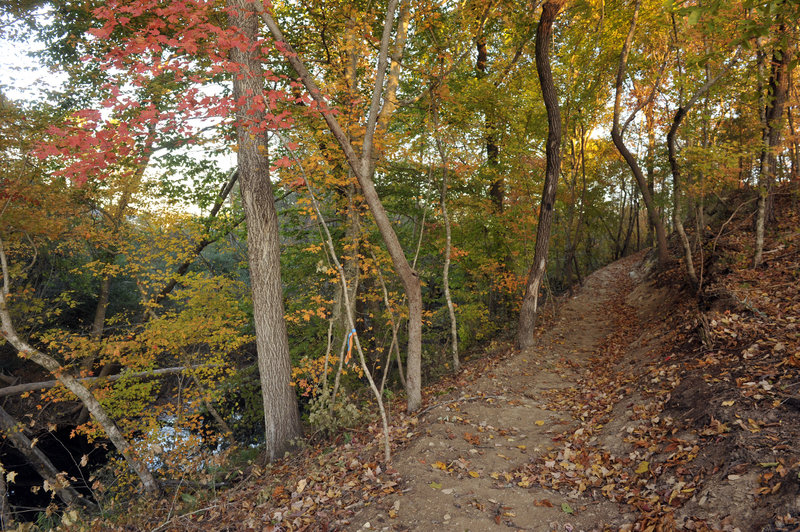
left=101, top=192, right=800, bottom=532
left=346, top=253, right=647, bottom=531
left=344, top=226, right=800, bottom=532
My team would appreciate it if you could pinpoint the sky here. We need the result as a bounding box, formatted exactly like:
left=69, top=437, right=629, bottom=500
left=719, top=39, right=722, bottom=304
left=0, top=8, right=66, bottom=103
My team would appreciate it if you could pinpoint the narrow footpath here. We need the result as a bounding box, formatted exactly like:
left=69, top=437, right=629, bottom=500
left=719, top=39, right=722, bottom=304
left=348, top=252, right=650, bottom=531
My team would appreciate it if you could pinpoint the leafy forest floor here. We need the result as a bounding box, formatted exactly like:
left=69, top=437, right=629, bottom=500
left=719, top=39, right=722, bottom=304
left=105, top=192, right=799, bottom=532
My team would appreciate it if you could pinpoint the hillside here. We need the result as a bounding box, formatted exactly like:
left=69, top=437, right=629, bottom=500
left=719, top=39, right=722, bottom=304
left=89, top=189, right=799, bottom=532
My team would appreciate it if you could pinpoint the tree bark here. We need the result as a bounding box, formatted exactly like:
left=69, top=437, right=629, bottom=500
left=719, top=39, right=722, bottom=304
left=0, top=469, right=11, bottom=530
left=432, top=100, right=459, bottom=372
left=0, top=404, right=97, bottom=509
left=668, top=104, right=699, bottom=286
left=228, top=0, right=301, bottom=458
left=257, top=0, right=425, bottom=412
left=644, top=102, right=657, bottom=248
left=516, top=0, right=566, bottom=350
left=611, top=0, right=670, bottom=266
left=754, top=23, right=792, bottom=267
left=477, top=37, right=504, bottom=212
left=666, top=49, right=735, bottom=285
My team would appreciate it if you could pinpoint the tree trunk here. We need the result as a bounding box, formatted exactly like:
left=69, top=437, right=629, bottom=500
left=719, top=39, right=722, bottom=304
left=666, top=58, right=733, bottom=285
left=644, top=103, right=657, bottom=248
left=228, top=0, right=301, bottom=458
left=516, top=0, right=566, bottom=350
left=477, top=37, right=503, bottom=212
left=754, top=23, right=792, bottom=267
left=0, top=365, right=207, bottom=397
left=668, top=106, right=698, bottom=286
left=0, top=405, right=96, bottom=509
left=432, top=101, right=459, bottom=372
left=0, top=469, right=11, bottom=530
left=611, top=0, right=670, bottom=266
left=615, top=186, right=628, bottom=259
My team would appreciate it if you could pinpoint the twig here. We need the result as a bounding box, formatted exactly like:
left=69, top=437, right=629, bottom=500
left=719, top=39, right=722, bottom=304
left=272, top=130, right=392, bottom=463
left=149, top=505, right=217, bottom=532
left=419, top=394, right=508, bottom=416
left=0, top=365, right=213, bottom=397
left=711, top=197, right=757, bottom=254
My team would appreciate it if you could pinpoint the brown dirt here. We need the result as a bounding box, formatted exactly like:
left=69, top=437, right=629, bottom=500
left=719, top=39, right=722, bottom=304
left=346, top=252, right=650, bottom=532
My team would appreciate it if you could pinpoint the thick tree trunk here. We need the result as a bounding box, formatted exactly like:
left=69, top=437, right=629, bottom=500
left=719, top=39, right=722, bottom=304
left=0, top=405, right=96, bottom=509
left=611, top=0, right=670, bottom=266
left=258, top=0, right=424, bottom=412
left=516, top=0, right=566, bottom=350
left=228, top=0, right=301, bottom=458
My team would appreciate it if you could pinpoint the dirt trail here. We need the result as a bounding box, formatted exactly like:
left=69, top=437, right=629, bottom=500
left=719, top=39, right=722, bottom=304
left=348, top=253, right=650, bottom=531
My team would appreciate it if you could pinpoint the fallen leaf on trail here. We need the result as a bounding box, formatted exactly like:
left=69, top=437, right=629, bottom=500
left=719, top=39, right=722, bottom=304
left=468, top=471, right=480, bottom=478
left=722, top=400, right=735, bottom=406
left=463, top=432, right=481, bottom=445
left=432, top=461, right=448, bottom=471
left=535, top=420, right=545, bottom=426
left=516, top=445, right=527, bottom=450
left=534, top=499, right=553, bottom=507
left=561, top=502, right=574, bottom=514
left=430, top=482, right=442, bottom=490
left=635, top=461, right=650, bottom=474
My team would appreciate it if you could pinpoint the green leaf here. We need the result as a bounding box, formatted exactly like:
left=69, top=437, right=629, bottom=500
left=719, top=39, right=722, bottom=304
left=561, top=502, right=573, bottom=514
left=181, top=493, right=197, bottom=504
left=688, top=8, right=701, bottom=25
left=430, top=482, right=442, bottom=490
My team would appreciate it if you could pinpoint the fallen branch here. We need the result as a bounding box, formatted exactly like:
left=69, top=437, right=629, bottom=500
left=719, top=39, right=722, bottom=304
left=418, top=394, right=508, bottom=416
left=149, top=505, right=218, bottom=532
left=0, top=365, right=209, bottom=398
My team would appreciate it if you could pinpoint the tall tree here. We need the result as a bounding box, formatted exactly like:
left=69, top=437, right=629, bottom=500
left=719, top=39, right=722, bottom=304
left=257, top=0, right=426, bottom=412
left=517, top=0, right=567, bottom=350
left=227, top=0, right=301, bottom=458
left=754, top=15, right=794, bottom=267
left=611, top=0, right=670, bottom=266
